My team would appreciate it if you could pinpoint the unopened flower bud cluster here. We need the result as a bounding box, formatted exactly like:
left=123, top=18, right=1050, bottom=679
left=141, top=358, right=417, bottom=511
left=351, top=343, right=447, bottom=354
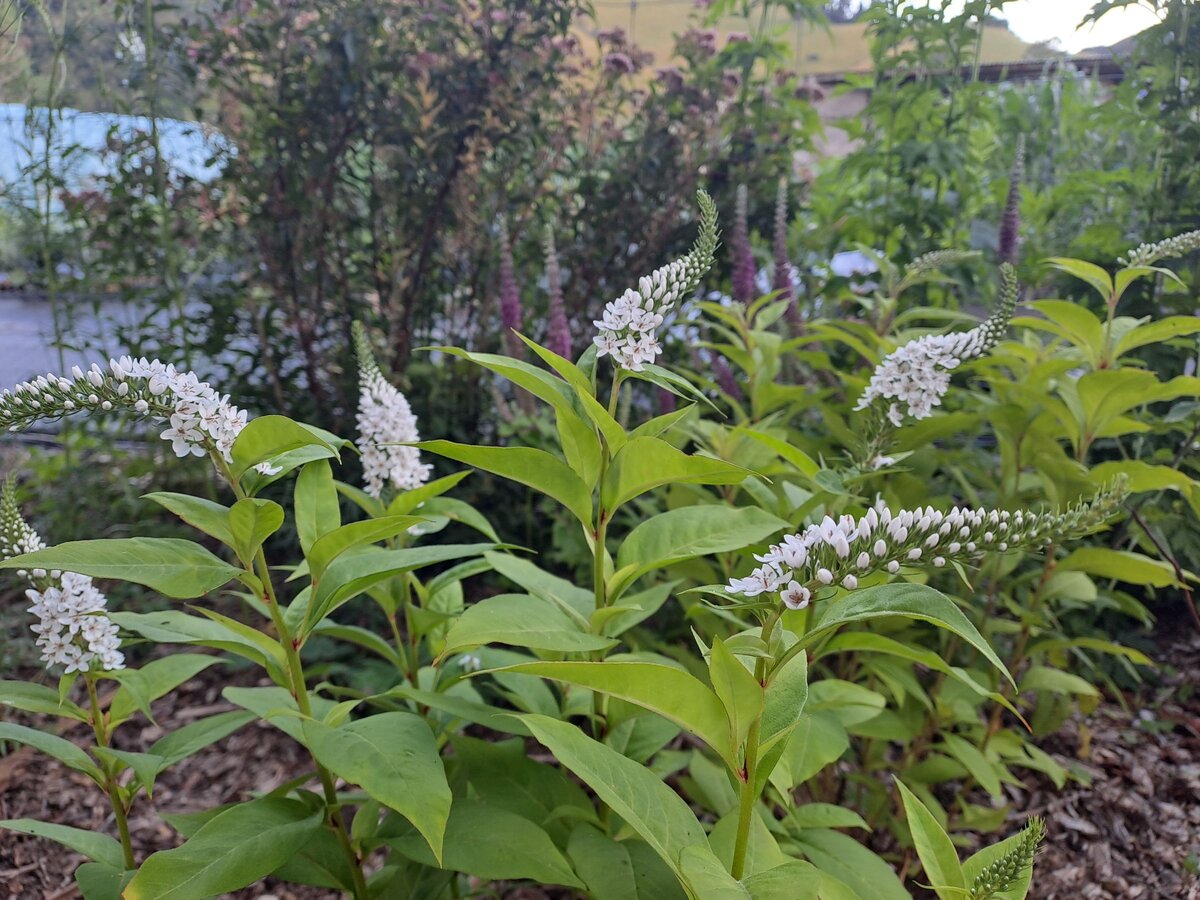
left=0, top=484, right=123, bottom=673
left=594, top=190, right=718, bottom=371
left=856, top=264, right=1019, bottom=426
left=727, top=486, right=1124, bottom=611
left=0, top=357, right=274, bottom=472
left=353, top=324, right=432, bottom=498
left=1121, top=229, right=1200, bottom=268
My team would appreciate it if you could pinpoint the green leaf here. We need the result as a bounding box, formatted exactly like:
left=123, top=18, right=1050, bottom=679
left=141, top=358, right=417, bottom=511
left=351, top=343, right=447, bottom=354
left=759, top=648, right=808, bottom=756
left=601, top=437, right=750, bottom=514
left=895, top=779, right=965, bottom=899
left=1045, top=257, right=1112, bottom=301
left=1058, top=547, right=1179, bottom=587
left=385, top=470, right=472, bottom=515
left=1019, top=665, right=1099, bottom=698
left=383, top=798, right=584, bottom=888
left=708, top=637, right=764, bottom=752
left=522, top=714, right=715, bottom=885
left=0, top=819, right=125, bottom=868
left=792, top=829, right=909, bottom=900
left=740, top=429, right=820, bottom=477
left=303, top=712, right=451, bottom=863
left=614, top=506, right=789, bottom=595
left=229, top=415, right=338, bottom=481
left=0, top=723, right=102, bottom=781
left=743, top=861, right=856, bottom=900
left=940, top=734, right=1002, bottom=799
left=124, top=797, right=323, bottom=900
left=111, top=610, right=285, bottom=673
left=567, top=826, right=687, bottom=900
left=295, top=459, right=341, bottom=554
left=1022, top=300, right=1104, bottom=360
left=307, top=543, right=496, bottom=630
left=306, top=516, right=427, bottom=584
left=443, top=593, right=617, bottom=655
left=515, top=333, right=626, bottom=448
left=679, top=845, right=752, bottom=898
left=418, top=440, right=593, bottom=526
left=147, top=710, right=255, bottom=766
left=499, top=662, right=735, bottom=767
left=109, top=654, right=221, bottom=726
left=486, top=551, right=594, bottom=616
left=75, top=862, right=134, bottom=900
left=143, top=493, right=235, bottom=547
left=1114, top=315, right=1200, bottom=358
left=0, top=680, right=87, bottom=721
left=804, top=583, right=1014, bottom=687
left=227, top=498, right=284, bottom=565
left=0, top=538, right=240, bottom=599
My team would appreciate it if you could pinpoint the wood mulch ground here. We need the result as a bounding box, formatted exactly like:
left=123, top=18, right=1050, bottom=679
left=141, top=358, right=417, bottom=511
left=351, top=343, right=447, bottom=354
left=1, top=628, right=1197, bottom=899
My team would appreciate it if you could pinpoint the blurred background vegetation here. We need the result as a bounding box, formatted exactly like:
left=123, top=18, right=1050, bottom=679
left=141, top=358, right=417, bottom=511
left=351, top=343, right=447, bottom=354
left=0, top=0, right=1196, bottom=616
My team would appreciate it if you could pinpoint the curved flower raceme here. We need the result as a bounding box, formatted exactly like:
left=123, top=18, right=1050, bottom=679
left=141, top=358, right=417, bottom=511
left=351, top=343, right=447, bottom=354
left=0, top=482, right=123, bottom=673
left=353, top=323, right=432, bottom=498
left=726, top=486, right=1125, bottom=611
left=1121, top=229, right=1200, bottom=268
left=855, top=263, right=1019, bottom=427
left=0, top=357, right=269, bottom=470
left=593, top=190, right=719, bottom=372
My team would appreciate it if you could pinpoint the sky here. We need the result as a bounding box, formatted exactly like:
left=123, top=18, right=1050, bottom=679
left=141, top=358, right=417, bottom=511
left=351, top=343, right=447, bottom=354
left=1000, top=1, right=1161, bottom=52
left=916, top=1, right=1162, bottom=52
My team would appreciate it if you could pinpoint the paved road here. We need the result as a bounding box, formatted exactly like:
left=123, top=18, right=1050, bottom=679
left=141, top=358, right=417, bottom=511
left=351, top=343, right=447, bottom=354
left=0, top=294, right=124, bottom=388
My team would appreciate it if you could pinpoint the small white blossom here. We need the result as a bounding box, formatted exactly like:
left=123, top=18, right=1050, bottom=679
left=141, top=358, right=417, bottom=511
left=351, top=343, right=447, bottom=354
left=1, top=490, right=123, bottom=673
left=856, top=264, right=1018, bottom=425
left=0, top=358, right=271, bottom=471
left=353, top=323, right=432, bottom=499
left=724, top=484, right=1125, bottom=609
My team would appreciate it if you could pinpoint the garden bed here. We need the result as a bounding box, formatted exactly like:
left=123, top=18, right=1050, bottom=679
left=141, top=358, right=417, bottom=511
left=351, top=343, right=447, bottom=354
left=2, top=626, right=1197, bottom=899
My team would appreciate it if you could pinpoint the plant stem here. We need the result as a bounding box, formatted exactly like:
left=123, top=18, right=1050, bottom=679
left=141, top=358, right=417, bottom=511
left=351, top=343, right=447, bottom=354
left=86, top=676, right=135, bottom=869
left=731, top=609, right=780, bottom=880
left=731, top=654, right=767, bottom=881
left=219, top=460, right=369, bottom=899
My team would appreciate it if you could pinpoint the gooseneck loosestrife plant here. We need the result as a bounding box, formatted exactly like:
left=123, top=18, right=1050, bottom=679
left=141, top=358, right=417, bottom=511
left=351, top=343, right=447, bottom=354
left=0, top=194, right=1169, bottom=899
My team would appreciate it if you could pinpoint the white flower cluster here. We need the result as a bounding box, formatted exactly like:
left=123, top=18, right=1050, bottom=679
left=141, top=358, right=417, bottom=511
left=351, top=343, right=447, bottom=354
left=593, top=190, right=719, bottom=372
left=353, top=323, right=432, bottom=499
left=593, top=260, right=689, bottom=371
left=855, top=326, right=991, bottom=426
left=1121, top=229, right=1200, bottom=267
left=1, top=485, right=123, bottom=673
left=727, top=487, right=1124, bottom=611
left=856, top=263, right=1018, bottom=427
left=0, top=358, right=273, bottom=471
left=27, top=573, right=124, bottom=673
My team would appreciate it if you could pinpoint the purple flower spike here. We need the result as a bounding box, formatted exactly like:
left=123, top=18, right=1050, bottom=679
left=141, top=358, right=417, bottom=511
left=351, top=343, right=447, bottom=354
left=543, top=226, right=572, bottom=360
left=732, top=184, right=756, bottom=304
left=998, top=135, right=1024, bottom=267
left=772, top=178, right=800, bottom=326
left=498, top=217, right=524, bottom=358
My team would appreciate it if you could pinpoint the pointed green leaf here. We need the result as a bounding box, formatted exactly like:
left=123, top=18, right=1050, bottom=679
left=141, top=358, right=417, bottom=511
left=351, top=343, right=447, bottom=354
left=522, top=714, right=714, bottom=884
left=895, top=779, right=965, bottom=899
left=0, top=538, right=239, bottom=599
left=124, top=797, right=323, bottom=900
left=498, top=661, right=734, bottom=767
left=0, top=819, right=125, bottom=868
left=602, top=437, right=750, bottom=513
left=708, top=637, right=764, bottom=752
left=304, top=712, right=451, bottom=863
left=418, top=440, right=593, bottom=526
left=443, top=593, right=617, bottom=655
left=804, top=583, right=1013, bottom=687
